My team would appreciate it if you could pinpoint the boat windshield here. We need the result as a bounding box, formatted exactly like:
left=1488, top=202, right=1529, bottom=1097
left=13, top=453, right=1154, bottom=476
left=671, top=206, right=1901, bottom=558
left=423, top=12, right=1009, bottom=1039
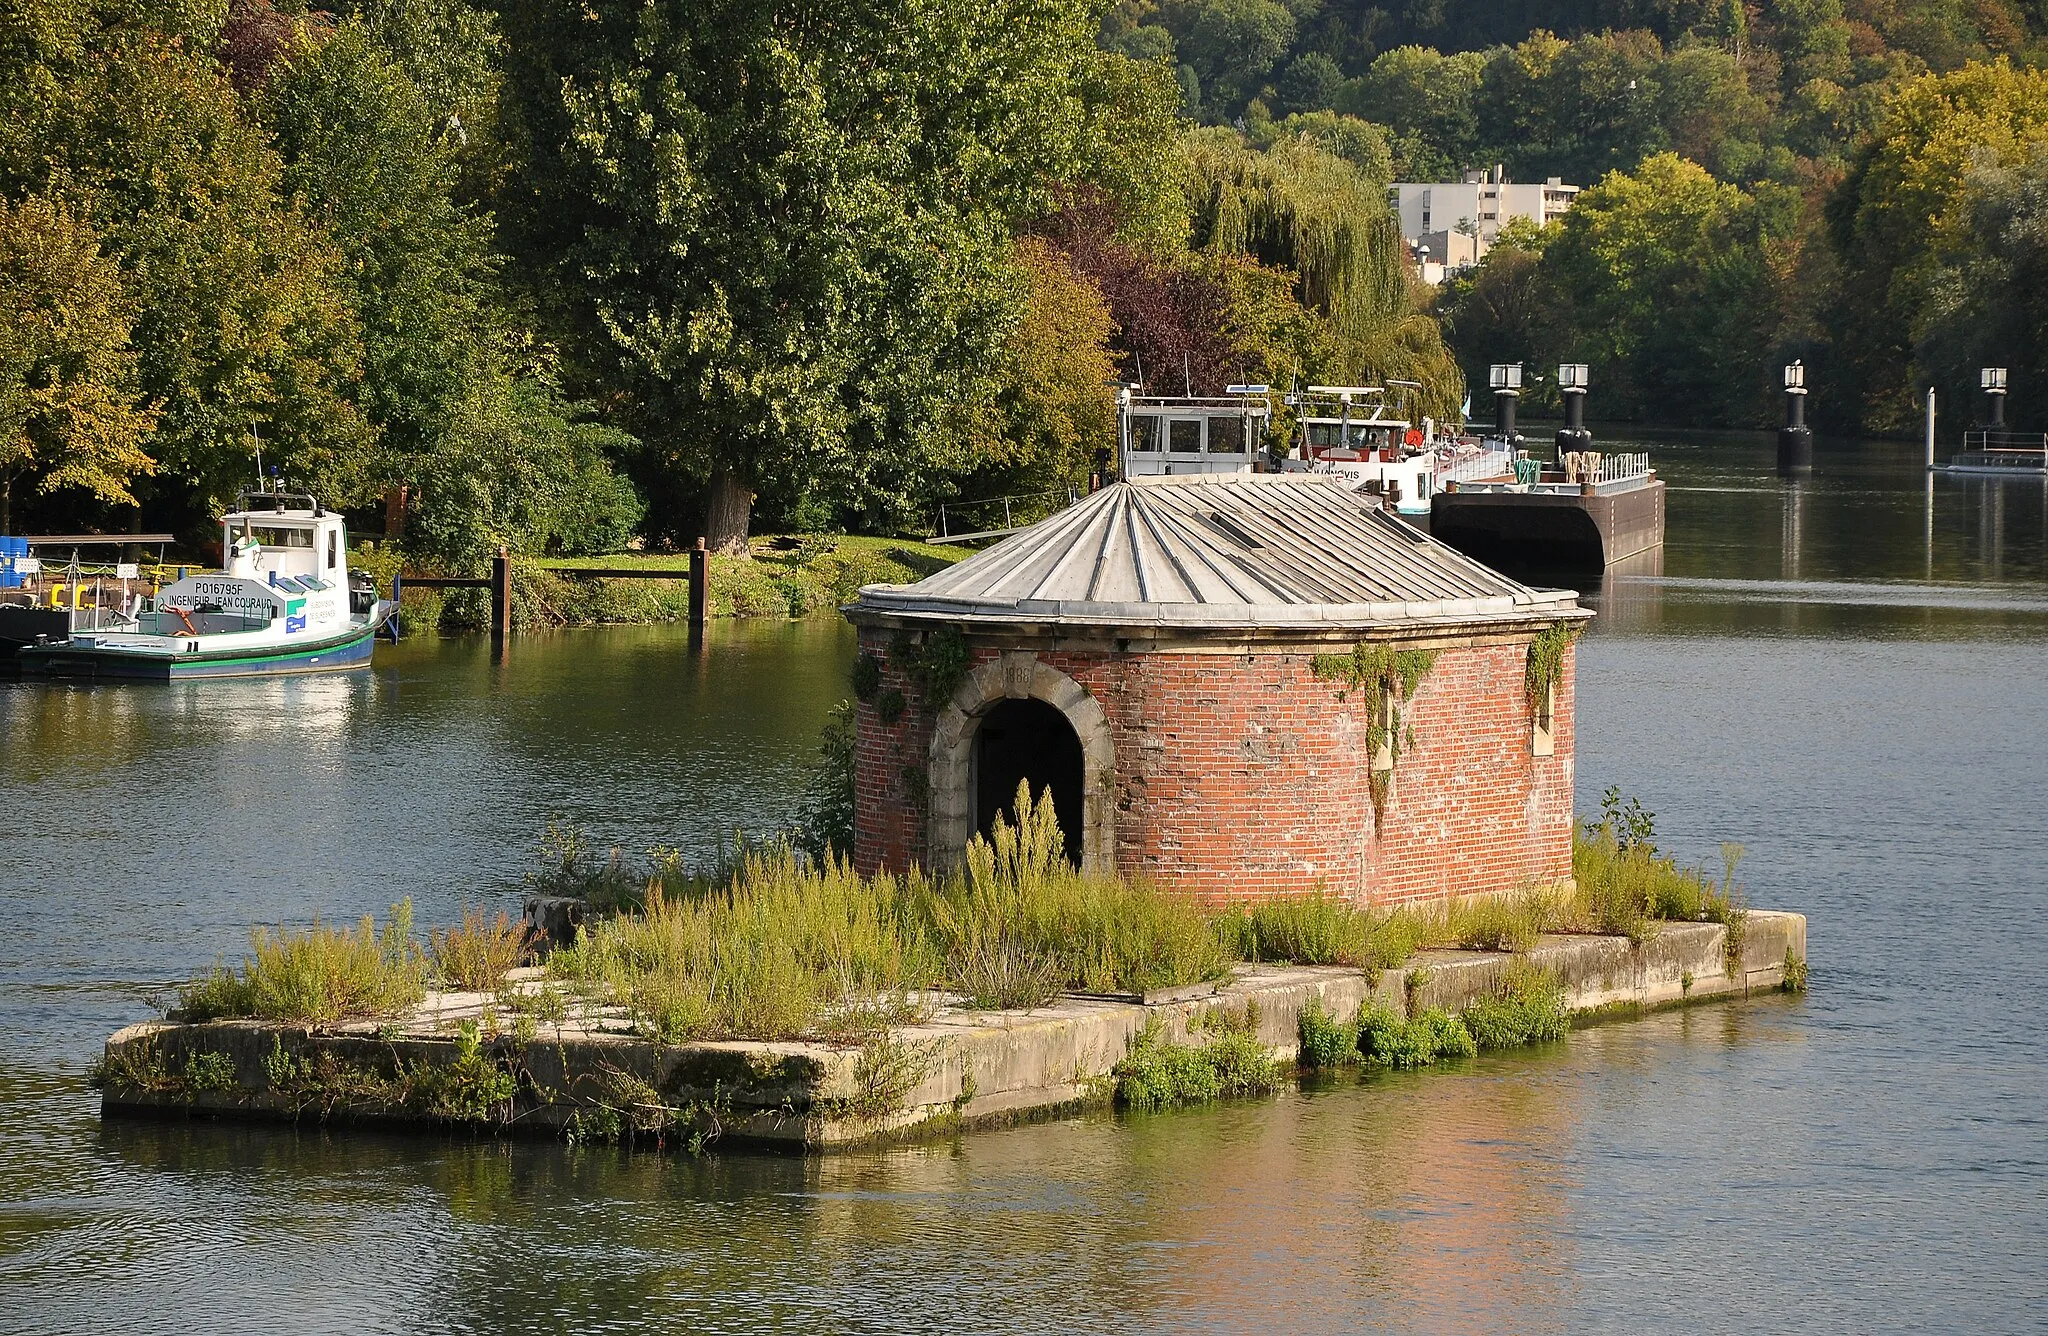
left=230, top=525, right=315, bottom=549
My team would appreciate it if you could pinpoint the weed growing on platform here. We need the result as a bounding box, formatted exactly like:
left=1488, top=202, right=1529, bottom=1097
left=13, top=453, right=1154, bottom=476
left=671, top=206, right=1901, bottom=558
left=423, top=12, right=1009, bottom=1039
left=1358, top=1003, right=1475, bottom=1068
left=431, top=907, right=533, bottom=992
left=1569, top=803, right=1748, bottom=954
left=1782, top=947, right=1808, bottom=992
left=527, top=823, right=647, bottom=914
left=1460, top=961, right=1570, bottom=1050
left=547, top=844, right=940, bottom=1044
left=172, top=902, right=426, bottom=1025
left=930, top=783, right=1231, bottom=999
left=1446, top=885, right=1562, bottom=953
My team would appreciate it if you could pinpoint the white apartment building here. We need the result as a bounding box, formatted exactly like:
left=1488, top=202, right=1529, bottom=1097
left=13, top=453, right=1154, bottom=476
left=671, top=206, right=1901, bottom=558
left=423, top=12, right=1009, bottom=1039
left=1390, top=167, right=1578, bottom=262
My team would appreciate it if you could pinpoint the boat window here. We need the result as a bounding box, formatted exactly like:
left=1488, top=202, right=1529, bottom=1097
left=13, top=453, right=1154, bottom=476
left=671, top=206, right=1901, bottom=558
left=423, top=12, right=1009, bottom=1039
left=327, top=530, right=337, bottom=570
left=1207, top=416, right=1246, bottom=454
left=1129, top=416, right=1161, bottom=452
left=1168, top=419, right=1203, bottom=453
left=243, top=526, right=314, bottom=549
left=1305, top=423, right=1348, bottom=449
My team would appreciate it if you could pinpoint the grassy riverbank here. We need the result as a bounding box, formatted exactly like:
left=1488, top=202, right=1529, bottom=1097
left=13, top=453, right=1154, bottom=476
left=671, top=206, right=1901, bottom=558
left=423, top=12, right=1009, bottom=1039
left=353, top=535, right=974, bottom=634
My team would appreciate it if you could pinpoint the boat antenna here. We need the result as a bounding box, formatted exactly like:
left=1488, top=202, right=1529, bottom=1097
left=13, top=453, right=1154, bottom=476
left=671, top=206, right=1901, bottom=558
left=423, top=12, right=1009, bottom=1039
left=1183, top=352, right=1192, bottom=398
left=250, top=422, right=264, bottom=492
left=1133, top=350, right=1144, bottom=393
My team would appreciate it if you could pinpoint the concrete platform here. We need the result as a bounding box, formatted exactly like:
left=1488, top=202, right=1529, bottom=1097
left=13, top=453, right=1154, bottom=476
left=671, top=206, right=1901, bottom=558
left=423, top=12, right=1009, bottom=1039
left=98, top=912, right=1805, bottom=1150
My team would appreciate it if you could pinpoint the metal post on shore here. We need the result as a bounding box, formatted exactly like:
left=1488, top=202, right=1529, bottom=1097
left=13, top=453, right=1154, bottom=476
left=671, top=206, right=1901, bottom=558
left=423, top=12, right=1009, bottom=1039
left=688, top=537, right=708, bottom=635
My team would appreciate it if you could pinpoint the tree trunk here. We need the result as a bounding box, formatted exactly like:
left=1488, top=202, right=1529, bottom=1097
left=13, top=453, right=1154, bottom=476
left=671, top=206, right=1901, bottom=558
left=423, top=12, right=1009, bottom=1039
left=703, top=467, right=754, bottom=556
left=1, top=469, right=11, bottom=535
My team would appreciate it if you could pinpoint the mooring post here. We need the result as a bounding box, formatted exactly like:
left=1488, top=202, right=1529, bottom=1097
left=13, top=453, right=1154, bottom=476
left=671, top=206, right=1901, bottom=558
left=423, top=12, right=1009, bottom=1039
left=1778, top=361, right=1813, bottom=477
left=1981, top=367, right=2007, bottom=430
left=491, top=546, right=510, bottom=641
left=1556, top=363, right=1592, bottom=459
left=688, top=537, right=708, bottom=632
left=1926, top=387, right=1938, bottom=470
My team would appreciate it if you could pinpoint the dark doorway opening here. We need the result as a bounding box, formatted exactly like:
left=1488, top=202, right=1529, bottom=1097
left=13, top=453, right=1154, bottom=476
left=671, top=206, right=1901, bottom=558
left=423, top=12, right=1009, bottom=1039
left=974, top=698, right=1084, bottom=864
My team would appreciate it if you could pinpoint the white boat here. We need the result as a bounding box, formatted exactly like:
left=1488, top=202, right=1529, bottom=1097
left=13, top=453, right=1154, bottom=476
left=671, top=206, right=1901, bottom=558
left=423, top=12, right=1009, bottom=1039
left=1278, top=386, right=1515, bottom=516
left=18, top=489, right=394, bottom=679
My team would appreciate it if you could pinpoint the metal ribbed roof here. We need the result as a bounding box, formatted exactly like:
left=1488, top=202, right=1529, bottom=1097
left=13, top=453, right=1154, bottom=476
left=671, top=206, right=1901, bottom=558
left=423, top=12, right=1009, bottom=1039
left=852, top=474, right=1582, bottom=630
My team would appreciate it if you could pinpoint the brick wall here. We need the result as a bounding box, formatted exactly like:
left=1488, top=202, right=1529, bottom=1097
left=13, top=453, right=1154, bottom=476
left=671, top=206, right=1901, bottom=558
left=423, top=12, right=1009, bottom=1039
left=852, top=626, right=1575, bottom=907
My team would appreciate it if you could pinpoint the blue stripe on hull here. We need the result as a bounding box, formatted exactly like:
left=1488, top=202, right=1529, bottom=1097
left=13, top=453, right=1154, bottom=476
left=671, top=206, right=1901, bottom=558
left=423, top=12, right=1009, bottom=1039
left=21, top=624, right=380, bottom=681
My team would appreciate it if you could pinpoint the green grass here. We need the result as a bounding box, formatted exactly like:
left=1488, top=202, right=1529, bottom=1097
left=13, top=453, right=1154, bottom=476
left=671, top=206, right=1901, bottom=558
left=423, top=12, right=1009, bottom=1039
left=367, top=533, right=974, bottom=634
left=1567, top=821, right=1747, bottom=948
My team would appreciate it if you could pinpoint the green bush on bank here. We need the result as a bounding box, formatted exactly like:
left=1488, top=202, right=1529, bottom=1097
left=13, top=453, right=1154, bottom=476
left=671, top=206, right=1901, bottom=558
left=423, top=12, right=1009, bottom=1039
left=1112, top=1007, right=1279, bottom=1110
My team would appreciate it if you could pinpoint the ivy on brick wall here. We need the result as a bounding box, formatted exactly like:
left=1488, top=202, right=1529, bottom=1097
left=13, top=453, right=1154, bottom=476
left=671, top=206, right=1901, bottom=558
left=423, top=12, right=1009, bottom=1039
left=1310, top=642, right=1440, bottom=822
left=1524, top=622, right=1581, bottom=715
left=888, top=626, right=971, bottom=708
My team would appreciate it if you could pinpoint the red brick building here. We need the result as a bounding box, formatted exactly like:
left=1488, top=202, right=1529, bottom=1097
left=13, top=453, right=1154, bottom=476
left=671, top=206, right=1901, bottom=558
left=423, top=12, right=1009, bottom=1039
left=845, top=474, right=1588, bottom=906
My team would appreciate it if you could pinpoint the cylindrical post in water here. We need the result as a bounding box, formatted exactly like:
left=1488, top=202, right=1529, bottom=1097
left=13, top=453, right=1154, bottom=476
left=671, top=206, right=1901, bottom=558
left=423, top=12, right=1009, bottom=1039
left=1556, top=362, right=1592, bottom=457
left=1778, top=360, right=1813, bottom=477
left=1489, top=363, right=1522, bottom=446
left=1981, top=367, right=2008, bottom=431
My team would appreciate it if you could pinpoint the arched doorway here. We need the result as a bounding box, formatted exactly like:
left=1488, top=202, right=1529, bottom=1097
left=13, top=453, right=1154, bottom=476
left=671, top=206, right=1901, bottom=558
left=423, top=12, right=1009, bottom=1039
left=974, top=697, right=1084, bottom=864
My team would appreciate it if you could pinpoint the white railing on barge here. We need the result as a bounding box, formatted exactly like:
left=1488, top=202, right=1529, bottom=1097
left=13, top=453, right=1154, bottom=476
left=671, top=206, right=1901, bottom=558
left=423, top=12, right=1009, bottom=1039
left=1436, top=444, right=1517, bottom=485
left=1445, top=449, right=1655, bottom=496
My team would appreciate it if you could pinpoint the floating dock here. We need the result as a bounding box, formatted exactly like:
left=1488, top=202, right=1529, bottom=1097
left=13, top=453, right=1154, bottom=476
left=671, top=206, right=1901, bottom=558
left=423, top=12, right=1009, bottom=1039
left=98, top=912, right=1805, bottom=1151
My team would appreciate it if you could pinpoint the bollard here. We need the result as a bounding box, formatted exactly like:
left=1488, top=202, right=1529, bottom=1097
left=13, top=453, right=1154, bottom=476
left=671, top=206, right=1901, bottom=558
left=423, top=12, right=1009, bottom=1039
left=491, top=546, right=511, bottom=641
left=1556, top=363, right=1592, bottom=457
left=1777, top=361, right=1813, bottom=477
left=688, top=537, right=708, bottom=632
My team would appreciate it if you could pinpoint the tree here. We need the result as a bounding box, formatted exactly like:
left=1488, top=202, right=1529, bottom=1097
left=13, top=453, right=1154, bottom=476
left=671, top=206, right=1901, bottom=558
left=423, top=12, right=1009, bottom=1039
left=0, top=21, right=371, bottom=522
left=1915, top=144, right=2048, bottom=430
left=1828, top=60, right=2048, bottom=430
left=1541, top=153, right=1777, bottom=421
left=498, top=0, right=1116, bottom=550
left=1181, top=128, right=1465, bottom=418
left=1336, top=45, right=1485, bottom=180
left=969, top=237, right=1119, bottom=498
left=0, top=196, right=156, bottom=530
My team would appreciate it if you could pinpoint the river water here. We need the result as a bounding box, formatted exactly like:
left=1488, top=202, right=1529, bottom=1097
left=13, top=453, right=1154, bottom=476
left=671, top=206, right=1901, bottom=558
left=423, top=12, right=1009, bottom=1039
left=2, top=435, right=2044, bottom=1334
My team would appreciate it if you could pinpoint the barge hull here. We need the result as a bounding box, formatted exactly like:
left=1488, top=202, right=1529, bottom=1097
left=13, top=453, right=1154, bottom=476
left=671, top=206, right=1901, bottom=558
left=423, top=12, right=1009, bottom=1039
left=1430, top=478, right=1665, bottom=572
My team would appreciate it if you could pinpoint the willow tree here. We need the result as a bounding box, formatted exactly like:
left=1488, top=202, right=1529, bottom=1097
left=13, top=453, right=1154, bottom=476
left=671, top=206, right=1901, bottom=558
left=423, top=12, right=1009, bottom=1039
left=497, top=0, right=1125, bottom=550
left=1179, top=127, right=1465, bottom=424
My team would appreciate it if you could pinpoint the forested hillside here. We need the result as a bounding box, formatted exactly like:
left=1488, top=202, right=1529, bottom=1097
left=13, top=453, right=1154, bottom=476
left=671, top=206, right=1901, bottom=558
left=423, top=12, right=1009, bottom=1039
left=1108, top=0, right=2048, bottom=432
left=2, top=0, right=2045, bottom=551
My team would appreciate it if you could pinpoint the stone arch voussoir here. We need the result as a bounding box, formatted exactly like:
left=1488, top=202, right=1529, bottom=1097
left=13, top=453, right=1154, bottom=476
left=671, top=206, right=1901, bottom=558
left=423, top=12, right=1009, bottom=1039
left=927, top=651, right=1116, bottom=875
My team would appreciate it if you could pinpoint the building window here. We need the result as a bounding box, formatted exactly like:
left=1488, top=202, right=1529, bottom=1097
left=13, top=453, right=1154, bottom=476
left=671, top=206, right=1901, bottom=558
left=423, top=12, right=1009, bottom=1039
left=1532, top=681, right=1556, bottom=757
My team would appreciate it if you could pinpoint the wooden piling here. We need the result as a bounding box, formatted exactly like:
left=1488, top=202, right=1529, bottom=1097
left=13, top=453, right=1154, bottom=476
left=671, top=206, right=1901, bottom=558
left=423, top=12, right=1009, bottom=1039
left=688, top=537, right=708, bottom=630
left=491, top=546, right=511, bottom=640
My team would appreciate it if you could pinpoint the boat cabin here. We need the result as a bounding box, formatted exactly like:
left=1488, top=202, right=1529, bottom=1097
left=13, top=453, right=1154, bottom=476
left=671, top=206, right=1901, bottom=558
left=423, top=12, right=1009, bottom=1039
left=1118, top=387, right=1271, bottom=478
left=152, top=492, right=354, bottom=633
left=1282, top=386, right=1436, bottom=511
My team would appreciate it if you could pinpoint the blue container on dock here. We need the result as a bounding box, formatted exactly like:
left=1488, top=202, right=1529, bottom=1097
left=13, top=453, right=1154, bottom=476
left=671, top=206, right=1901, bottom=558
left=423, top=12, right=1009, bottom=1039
left=0, top=535, right=24, bottom=588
